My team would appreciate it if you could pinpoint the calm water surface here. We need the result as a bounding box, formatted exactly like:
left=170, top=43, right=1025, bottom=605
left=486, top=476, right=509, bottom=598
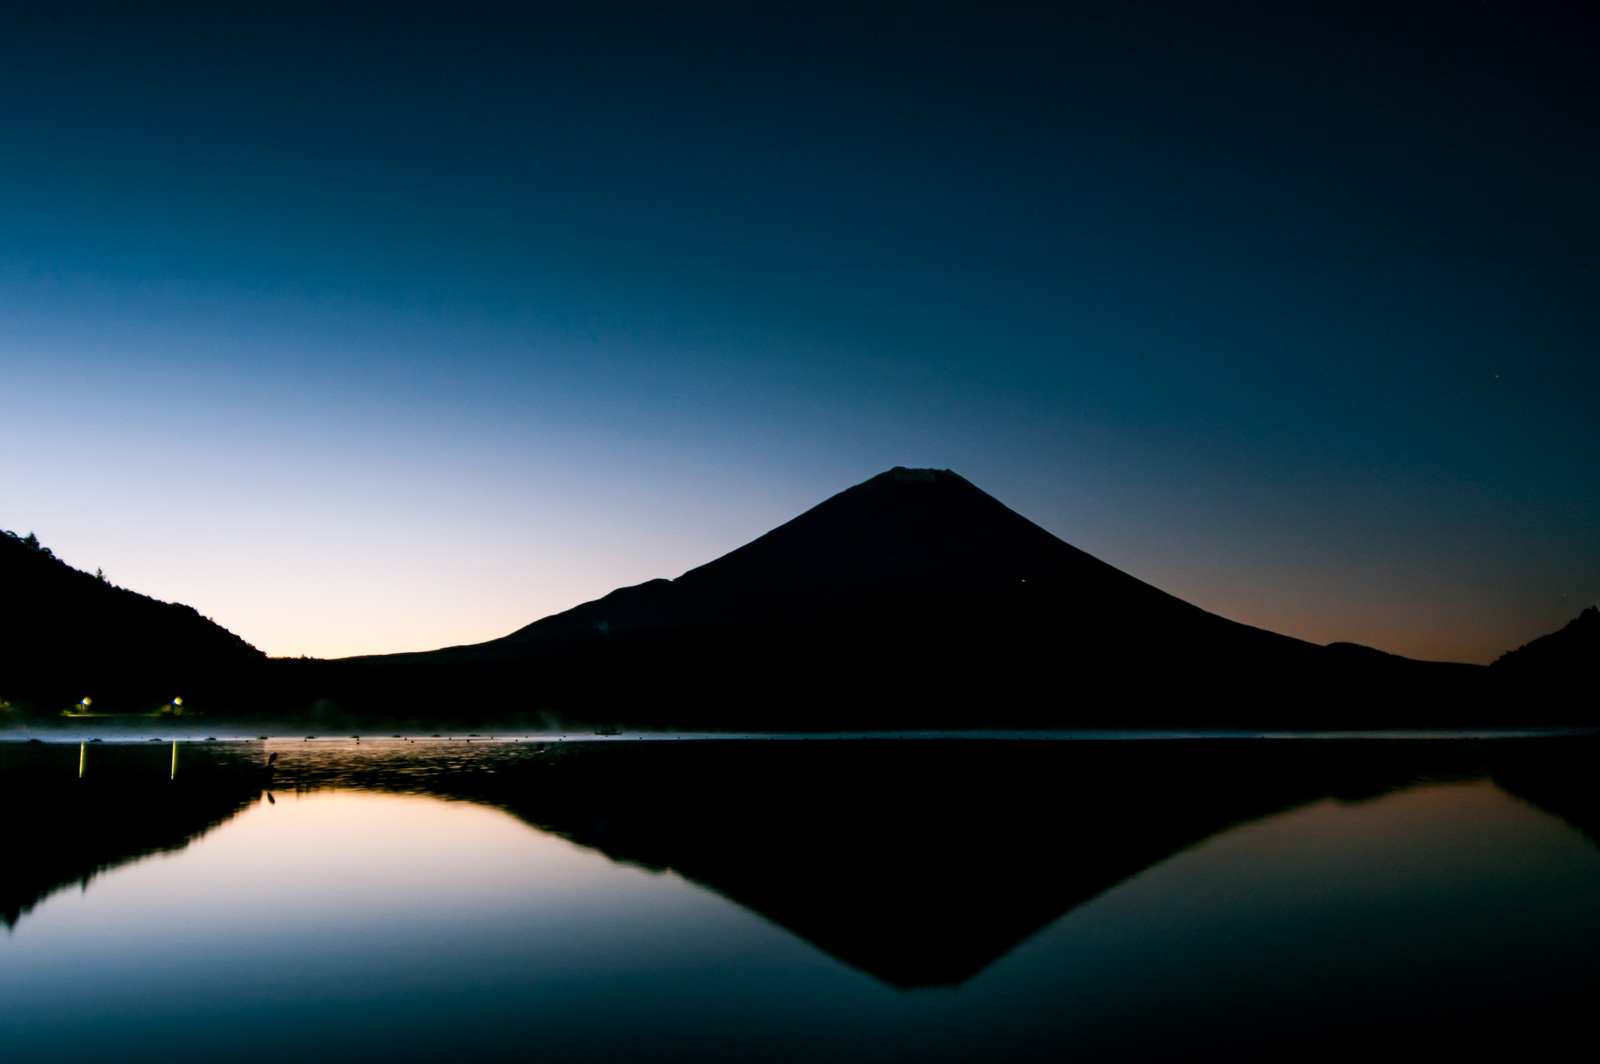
left=1, top=738, right=1596, bottom=1061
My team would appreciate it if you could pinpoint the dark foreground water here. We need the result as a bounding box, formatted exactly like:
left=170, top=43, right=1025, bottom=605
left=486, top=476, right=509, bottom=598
left=1, top=737, right=1596, bottom=1062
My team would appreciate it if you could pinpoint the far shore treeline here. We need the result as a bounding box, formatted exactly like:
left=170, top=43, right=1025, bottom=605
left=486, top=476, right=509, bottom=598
left=2, top=471, right=1594, bottom=732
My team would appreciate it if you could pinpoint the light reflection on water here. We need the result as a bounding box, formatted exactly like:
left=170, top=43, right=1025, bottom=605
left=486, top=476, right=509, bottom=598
left=0, top=741, right=1596, bottom=1062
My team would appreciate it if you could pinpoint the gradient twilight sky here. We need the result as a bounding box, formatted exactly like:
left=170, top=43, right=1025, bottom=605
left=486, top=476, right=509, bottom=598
left=1, top=2, right=1595, bottom=663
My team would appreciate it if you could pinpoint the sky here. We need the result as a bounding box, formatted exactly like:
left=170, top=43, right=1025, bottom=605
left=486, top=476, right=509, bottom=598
left=1, top=1, right=1595, bottom=664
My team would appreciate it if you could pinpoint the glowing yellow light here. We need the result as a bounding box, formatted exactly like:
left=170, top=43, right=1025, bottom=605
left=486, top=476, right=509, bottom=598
left=173, top=697, right=183, bottom=705
left=81, top=697, right=91, bottom=706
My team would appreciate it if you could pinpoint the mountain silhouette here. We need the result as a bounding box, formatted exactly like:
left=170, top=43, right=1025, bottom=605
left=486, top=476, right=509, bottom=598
left=345, top=468, right=1488, bottom=728
left=1492, top=605, right=1597, bottom=690
left=0, top=529, right=265, bottom=714
left=4, top=470, right=1584, bottom=728
left=381, top=467, right=1304, bottom=661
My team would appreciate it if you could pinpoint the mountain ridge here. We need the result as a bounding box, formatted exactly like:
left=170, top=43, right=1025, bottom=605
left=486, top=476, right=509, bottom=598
left=5, top=470, right=1589, bottom=727
left=1492, top=604, right=1597, bottom=680
left=362, top=466, right=1318, bottom=668
left=0, top=529, right=265, bottom=713
left=323, top=466, right=1522, bottom=728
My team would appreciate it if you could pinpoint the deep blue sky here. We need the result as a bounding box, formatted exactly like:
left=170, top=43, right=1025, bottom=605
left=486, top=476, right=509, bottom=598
left=1, top=2, right=1595, bottom=662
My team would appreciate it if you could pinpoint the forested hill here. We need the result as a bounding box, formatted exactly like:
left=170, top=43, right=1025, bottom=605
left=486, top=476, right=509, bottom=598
left=1492, top=606, right=1598, bottom=682
left=0, top=529, right=264, bottom=711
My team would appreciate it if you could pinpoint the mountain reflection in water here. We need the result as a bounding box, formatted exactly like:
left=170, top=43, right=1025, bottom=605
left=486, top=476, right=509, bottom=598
left=1, top=740, right=263, bottom=929
left=1, top=737, right=1596, bottom=1061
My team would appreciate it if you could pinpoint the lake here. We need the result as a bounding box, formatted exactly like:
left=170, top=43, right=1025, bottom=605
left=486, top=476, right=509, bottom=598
left=2, top=736, right=1596, bottom=1061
